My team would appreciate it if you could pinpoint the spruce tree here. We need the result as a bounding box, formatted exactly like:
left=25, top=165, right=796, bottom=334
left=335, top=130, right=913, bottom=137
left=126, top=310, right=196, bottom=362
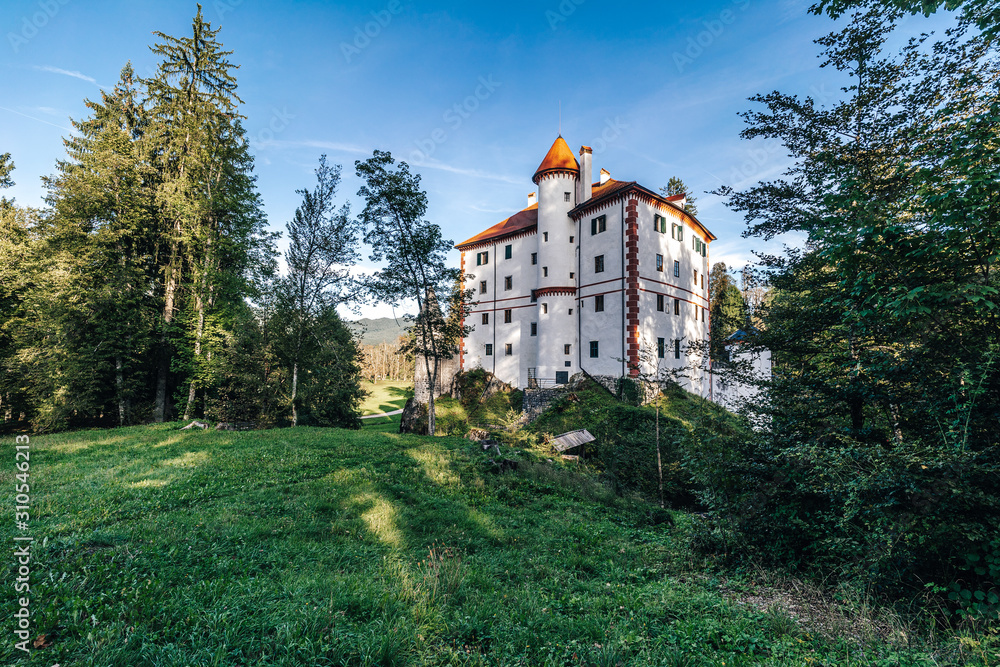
left=660, top=176, right=698, bottom=216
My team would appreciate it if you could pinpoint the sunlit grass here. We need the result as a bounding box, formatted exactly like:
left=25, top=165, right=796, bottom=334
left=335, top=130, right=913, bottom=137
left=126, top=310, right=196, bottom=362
left=0, top=422, right=989, bottom=666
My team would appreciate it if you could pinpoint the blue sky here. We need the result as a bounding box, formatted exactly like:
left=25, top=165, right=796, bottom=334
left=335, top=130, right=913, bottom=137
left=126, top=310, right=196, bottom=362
left=0, top=0, right=949, bottom=317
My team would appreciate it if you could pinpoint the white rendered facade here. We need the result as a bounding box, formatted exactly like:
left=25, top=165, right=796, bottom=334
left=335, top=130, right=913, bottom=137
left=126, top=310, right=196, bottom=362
left=456, top=137, right=715, bottom=395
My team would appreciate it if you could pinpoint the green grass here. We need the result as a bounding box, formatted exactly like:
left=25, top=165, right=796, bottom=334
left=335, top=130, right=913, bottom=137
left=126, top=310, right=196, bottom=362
left=360, top=380, right=412, bottom=416
left=1, top=423, right=992, bottom=665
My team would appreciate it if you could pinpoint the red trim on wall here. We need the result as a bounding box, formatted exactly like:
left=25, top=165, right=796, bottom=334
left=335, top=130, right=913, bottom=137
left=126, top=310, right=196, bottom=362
left=534, top=286, right=577, bottom=297
left=639, top=275, right=709, bottom=304
left=625, top=198, right=640, bottom=376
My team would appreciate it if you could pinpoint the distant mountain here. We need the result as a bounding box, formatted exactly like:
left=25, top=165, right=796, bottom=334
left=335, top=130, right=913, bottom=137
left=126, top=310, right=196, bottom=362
left=348, top=317, right=412, bottom=346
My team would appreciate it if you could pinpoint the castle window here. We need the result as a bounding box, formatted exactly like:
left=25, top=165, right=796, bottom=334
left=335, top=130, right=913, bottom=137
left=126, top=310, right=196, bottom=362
left=485, top=344, right=493, bottom=356
left=595, top=294, right=604, bottom=312
left=564, top=344, right=571, bottom=355
left=655, top=214, right=667, bottom=233
left=569, top=272, right=575, bottom=279
left=701, top=274, right=705, bottom=290
left=505, top=343, right=513, bottom=356
left=504, top=244, right=512, bottom=260
left=482, top=313, right=489, bottom=324
left=589, top=341, right=599, bottom=358
left=565, top=361, right=571, bottom=367
left=504, top=309, right=512, bottom=323
left=530, top=322, right=537, bottom=336
left=591, top=215, right=607, bottom=235
left=543, top=232, right=548, bottom=242
left=568, top=308, right=573, bottom=315
left=656, top=254, right=664, bottom=272
left=673, top=260, right=680, bottom=277
left=531, top=252, right=537, bottom=265
left=564, top=192, right=571, bottom=202
left=674, top=339, right=681, bottom=359
left=694, top=269, right=698, bottom=283
left=542, top=303, right=548, bottom=314
left=476, top=251, right=489, bottom=265
left=672, top=223, right=683, bottom=241
left=504, top=276, right=512, bottom=290
left=658, top=337, right=665, bottom=359
left=543, top=267, right=548, bottom=277
left=569, top=235, right=574, bottom=243
left=657, top=294, right=664, bottom=312
left=674, top=298, right=680, bottom=316
left=594, top=255, right=605, bottom=273
left=479, top=280, right=487, bottom=294
left=702, top=308, right=706, bottom=322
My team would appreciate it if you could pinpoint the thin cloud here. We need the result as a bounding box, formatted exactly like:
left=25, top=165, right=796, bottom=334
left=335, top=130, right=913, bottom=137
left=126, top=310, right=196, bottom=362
left=0, top=105, right=72, bottom=132
left=32, top=65, right=99, bottom=86
left=409, top=159, right=522, bottom=185
left=257, top=139, right=370, bottom=155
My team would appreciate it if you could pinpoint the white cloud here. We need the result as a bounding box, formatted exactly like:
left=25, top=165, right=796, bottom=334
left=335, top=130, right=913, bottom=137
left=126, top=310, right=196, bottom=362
left=31, top=65, right=99, bottom=86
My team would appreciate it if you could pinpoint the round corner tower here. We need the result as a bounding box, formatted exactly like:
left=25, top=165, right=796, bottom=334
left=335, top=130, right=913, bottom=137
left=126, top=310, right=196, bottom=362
left=532, top=136, right=580, bottom=383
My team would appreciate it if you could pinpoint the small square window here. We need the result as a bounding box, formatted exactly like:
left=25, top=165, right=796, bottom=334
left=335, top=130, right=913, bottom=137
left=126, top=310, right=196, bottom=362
left=531, top=252, right=537, bottom=265
left=656, top=254, right=663, bottom=272
left=504, top=309, right=512, bottom=323
left=568, top=308, right=573, bottom=315
left=657, top=294, right=664, bottom=312
left=530, top=322, right=537, bottom=336
left=504, top=276, right=512, bottom=290
left=589, top=341, right=599, bottom=358
left=591, top=215, right=607, bottom=235
left=594, top=255, right=605, bottom=273
left=543, top=267, right=548, bottom=277
left=565, top=361, right=571, bottom=367
left=482, top=312, right=489, bottom=324
left=564, top=344, right=571, bottom=355
left=674, top=298, right=680, bottom=316
left=657, top=337, right=665, bottom=359
left=702, top=308, right=706, bottom=322
left=479, top=280, right=487, bottom=294
left=595, top=294, right=604, bottom=312
left=569, top=236, right=574, bottom=243
left=476, top=251, right=489, bottom=265
left=505, top=343, right=512, bottom=356
left=564, top=192, right=571, bottom=202
left=694, top=269, right=698, bottom=283
left=673, top=260, right=680, bottom=277
left=655, top=214, right=667, bottom=233
left=569, top=272, right=575, bottom=279
left=504, top=244, right=512, bottom=260
left=485, top=344, right=493, bottom=356
left=701, top=274, right=705, bottom=290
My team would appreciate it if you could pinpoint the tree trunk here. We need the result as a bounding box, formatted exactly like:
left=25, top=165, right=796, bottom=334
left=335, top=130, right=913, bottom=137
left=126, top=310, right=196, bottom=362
left=184, top=284, right=206, bottom=420
left=656, top=401, right=664, bottom=508
left=154, top=229, right=181, bottom=422
left=291, top=361, right=299, bottom=427
left=116, top=355, right=126, bottom=426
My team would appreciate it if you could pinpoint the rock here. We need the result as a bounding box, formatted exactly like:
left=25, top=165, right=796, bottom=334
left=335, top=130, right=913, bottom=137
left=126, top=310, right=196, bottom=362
left=180, top=420, right=209, bottom=430
left=398, top=397, right=428, bottom=435
left=466, top=428, right=490, bottom=441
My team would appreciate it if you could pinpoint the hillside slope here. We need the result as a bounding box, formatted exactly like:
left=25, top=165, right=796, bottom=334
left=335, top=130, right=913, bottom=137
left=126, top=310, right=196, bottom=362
left=0, top=423, right=983, bottom=665
left=348, top=316, right=411, bottom=346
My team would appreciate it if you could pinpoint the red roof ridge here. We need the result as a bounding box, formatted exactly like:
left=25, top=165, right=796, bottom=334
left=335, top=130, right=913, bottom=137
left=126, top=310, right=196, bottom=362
left=455, top=202, right=539, bottom=249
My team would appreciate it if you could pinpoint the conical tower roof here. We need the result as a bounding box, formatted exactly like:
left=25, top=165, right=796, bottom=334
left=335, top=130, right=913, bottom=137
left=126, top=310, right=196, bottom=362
left=532, top=135, right=579, bottom=184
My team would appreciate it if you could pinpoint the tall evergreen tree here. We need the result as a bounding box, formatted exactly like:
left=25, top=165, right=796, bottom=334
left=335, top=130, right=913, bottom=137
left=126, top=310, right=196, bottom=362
left=143, top=5, right=272, bottom=421
left=660, top=176, right=699, bottom=216
left=708, top=262, right=748, bottom=360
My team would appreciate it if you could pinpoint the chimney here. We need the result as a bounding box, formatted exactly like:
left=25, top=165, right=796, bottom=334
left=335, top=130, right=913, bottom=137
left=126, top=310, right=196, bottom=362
left=527, top=192, right=537, bottom=206
left=600, top=168, right=611, bottom=185
left=579, top=146, right=592, bottom=202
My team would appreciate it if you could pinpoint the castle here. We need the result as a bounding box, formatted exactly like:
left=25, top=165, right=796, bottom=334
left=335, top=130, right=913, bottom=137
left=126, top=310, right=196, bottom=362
left=454, top=136, right=714, bottom=395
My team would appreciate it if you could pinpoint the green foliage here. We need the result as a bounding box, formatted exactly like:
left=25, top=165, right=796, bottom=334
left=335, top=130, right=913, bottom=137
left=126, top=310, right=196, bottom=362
left=660, top=176, right=699, bottom=216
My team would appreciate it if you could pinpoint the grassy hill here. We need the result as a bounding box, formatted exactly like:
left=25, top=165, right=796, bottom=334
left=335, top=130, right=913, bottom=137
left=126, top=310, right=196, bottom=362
left=1, top=407, right=991, bottom=664
left=349, top=317, right=411, bottom=346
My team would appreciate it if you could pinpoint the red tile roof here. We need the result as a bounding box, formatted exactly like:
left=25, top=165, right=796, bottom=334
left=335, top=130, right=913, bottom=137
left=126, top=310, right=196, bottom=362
left=455, top=203, right=538, bottom=250
left=532, top=136, right=579, bottom=184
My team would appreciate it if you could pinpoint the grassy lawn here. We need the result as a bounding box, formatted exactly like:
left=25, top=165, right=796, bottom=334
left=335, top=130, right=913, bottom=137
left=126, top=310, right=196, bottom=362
left=1, top=424, right=992, bottom=665
left=360, top=380, right=412, bottom=416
